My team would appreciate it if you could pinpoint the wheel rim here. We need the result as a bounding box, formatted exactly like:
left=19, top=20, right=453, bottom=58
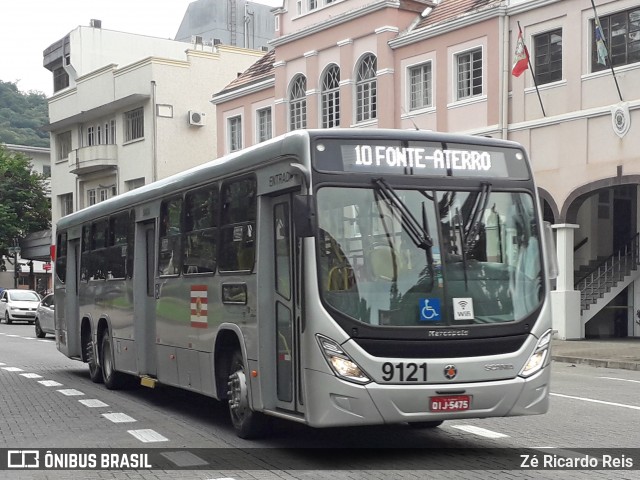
left=228, top=369, right=249, bottom=424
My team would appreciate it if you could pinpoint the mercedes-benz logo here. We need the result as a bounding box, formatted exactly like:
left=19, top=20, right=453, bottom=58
left=444, top=364, right=457, bottom=380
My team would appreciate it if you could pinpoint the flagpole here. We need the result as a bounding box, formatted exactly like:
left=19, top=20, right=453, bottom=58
left=590, top=0, right=623, bottom=102
left=518, top=21, right=546, bottom=117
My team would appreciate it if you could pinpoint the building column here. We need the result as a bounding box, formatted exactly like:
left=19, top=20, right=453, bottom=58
left=551, top=223, right=582, bottom=339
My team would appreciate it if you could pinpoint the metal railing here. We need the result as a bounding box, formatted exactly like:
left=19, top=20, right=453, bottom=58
left=575, top=233, right=640, bottom=312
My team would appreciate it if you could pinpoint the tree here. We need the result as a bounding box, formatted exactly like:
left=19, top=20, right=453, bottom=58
left=0, top=80, right=49, bottom=148
left=0, top=144, right=51, bottom=270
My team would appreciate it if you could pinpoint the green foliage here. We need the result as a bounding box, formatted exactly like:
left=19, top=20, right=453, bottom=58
left=0, top=145, right=51, bottom=262
left=0, top=80, right=49, bottom=148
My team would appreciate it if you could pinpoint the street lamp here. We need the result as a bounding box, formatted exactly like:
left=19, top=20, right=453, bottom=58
left=7, top=244, right=21, bottom=289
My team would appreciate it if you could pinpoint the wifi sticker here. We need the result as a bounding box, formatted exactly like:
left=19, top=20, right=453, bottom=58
left=453, top=298, right=474, bottom=320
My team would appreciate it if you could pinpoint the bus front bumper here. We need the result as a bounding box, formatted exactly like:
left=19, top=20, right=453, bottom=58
left=303, top=365, right=550, bottom=428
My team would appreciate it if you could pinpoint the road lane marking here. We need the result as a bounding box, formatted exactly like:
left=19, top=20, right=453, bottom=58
left=20, top=373, right=43, bottom=379
left=599, top=376, right=640, bottom=384
left=38, top=380, right=63, bottom=387
left=551, top=392, right=640, bottom=410
left=449, top=425, right=509, bottom=438
left=128, top=429, right=169, bottom=443
left=1, top=367, right=24, bottom=372
left=21, top=337, right=36, bottom=340
left=5, top=335, right=20, bottom=337
left=102, top=413, right=136, bottom=423
left=57, top=389, right=84, bottom=396
left=79, top=399, right=109, bottom=408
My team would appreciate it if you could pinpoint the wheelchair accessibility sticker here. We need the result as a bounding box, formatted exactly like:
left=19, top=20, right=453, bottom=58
left=419, top=298, right=441, bottom=321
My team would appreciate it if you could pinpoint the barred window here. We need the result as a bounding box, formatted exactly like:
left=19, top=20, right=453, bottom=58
left=257, top=108, right=272, bottom=143
left=592, top=7, right=640, bottom=72
left=228, top=116, right=242, bottom=152
left=409, top=62, right=432, bottom=110
left=124, top=107, right=144, bottom=142
left=456, top=48, right=483, bottom=100
left=57, top=131, right=72, bottom=161
left=60, top=193, right=73, bottom=217
left=321, top=65, right=340, bottom=128
left=356, top=54, right=377, bottom=123
left=534, top=29, right=562, bottom=85
left=289, top=75, right=307, bottom=131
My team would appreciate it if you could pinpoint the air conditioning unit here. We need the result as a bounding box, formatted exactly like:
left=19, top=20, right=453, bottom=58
left=188, top=110, right=206, bottom=126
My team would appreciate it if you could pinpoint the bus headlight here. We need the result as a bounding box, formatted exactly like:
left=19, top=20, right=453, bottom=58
left=519, top=329, right=552, bottom=378
left=316, top=335, right=370, bottom=384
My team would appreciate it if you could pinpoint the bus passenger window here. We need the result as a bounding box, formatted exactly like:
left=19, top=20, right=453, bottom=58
left=107, top=212, right=131, bottom=279
left=219, top=176, right=256, bottom=273
left=55, top=232, right=67, bottom=284
left=159, top=197, right=183, bottom=276
left=183, top=186, right=218, bottom=275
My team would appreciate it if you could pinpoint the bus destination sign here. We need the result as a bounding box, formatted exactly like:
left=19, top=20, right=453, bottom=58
left=353, top=145, right=492, bottom=172
left=313, top=139, right=530, bottom=179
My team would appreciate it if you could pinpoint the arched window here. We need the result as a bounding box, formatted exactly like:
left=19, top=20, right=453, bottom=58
left=355, top=54, right=377, bottom=123
left=289, top=75, right=307, bottom=131
left=321, top=65, right=340, bottom=128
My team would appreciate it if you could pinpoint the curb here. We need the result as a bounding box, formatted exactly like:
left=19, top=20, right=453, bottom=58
left=552, top=356, right=640, bottom=371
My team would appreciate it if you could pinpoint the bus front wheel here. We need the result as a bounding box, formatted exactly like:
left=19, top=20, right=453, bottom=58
left=227, top=350, right=268, bottom=439
left=101, top=333, right=126, bottom=389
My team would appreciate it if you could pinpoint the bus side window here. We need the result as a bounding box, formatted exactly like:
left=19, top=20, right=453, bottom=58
left=219, top=176, right=256, bottom=273
left=183, top=185, right=218, bottom=275
left=55, top=232, right=67, bottom=284
left=159, top=196, right=183, bottom=276
left=107, top=212, right=130, bottom=279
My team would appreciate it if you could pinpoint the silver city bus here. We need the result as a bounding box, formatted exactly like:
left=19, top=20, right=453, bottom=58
left=54, top=129, right=556, bottom=438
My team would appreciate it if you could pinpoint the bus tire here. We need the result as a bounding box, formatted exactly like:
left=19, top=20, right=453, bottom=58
left=227, top=350, right=269, bottom=439
left=100, top=333, right=126, bottom=390
left=86, top=337, right=103, bottom=383
left=408, top=420, right=444, bottom=429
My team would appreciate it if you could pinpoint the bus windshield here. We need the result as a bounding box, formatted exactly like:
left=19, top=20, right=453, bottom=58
left=316, top=186, right=543, bottom=327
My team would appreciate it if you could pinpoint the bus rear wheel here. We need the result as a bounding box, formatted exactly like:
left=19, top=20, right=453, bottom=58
left=227, top=350, right=268, bottom=439
left=101, top=333, right=126, bottom=389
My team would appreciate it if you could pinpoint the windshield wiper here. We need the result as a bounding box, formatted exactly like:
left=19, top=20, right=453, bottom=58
left=372, top=178, right=433, bottom=251
left=463, top=182, right=492, bottom=254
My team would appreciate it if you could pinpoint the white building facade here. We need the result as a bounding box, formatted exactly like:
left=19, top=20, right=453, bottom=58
left=45, top=24, right=264, bottom=229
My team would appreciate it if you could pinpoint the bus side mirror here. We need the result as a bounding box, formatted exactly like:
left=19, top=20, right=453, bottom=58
left=292, top=195, right=315, bottom=238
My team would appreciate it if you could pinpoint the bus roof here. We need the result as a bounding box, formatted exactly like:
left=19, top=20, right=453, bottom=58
left=56, top=129, right=526, bottom=231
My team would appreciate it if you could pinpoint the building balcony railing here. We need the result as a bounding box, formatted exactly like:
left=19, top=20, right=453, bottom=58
left=68, top=145, right=118, bottom=175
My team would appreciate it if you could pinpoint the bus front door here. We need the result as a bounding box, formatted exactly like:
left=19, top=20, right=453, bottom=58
left=271, top=195, right=303, bottom=414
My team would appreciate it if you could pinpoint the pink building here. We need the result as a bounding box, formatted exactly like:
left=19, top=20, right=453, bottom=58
left=212, top=0, right=640, bottom=340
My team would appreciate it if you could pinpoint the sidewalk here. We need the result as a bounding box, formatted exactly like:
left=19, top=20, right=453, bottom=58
left=551, top=337, right=640, bottom=371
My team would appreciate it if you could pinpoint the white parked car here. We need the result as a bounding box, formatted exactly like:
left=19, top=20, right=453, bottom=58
left=0, top=289, right=41, bottom=324
left=35, top=293, right=55, bottom=338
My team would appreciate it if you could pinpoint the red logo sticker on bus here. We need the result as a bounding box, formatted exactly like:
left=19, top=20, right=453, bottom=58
left=190, top=285, right=208, bottom=328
